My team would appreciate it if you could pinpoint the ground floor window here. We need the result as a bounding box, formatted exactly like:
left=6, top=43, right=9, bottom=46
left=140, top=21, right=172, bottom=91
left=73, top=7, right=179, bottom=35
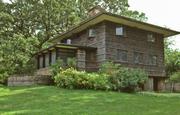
left=149, top=55, right=157, bottom=65
left=51, top=51, right=56, bottom=64
left=39, top=56, right=43, bottom=68
left=134, top=52, right=143, bottom=64
left=117, top=49, right=128, bottom=62
left=45, top=53, right=49, bottom=67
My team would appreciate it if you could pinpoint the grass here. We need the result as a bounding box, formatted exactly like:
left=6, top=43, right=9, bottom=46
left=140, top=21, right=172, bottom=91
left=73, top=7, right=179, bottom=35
left=0, top=86, right=180, bottom=115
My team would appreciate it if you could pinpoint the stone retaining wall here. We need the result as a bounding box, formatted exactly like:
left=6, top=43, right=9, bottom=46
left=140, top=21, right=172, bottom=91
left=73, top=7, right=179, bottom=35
left=8, top=75, right=53, bottom=86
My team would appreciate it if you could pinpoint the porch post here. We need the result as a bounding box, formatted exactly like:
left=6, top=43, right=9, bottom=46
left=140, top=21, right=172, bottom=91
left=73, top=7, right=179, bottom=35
left=77, top=49, right=86, bottom=71
left=37, top=55, right=40, bottom=69
left=144, top=77, right=154, bottom=91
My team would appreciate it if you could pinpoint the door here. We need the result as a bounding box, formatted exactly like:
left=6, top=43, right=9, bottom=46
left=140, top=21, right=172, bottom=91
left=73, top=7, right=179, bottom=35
left=153, top=77, right=158, bottom=91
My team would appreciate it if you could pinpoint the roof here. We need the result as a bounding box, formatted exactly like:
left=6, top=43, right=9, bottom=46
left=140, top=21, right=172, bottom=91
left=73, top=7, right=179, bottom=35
left=34, top=43, right=97, bottom=56
left=51, top=12, right=180, bottom=43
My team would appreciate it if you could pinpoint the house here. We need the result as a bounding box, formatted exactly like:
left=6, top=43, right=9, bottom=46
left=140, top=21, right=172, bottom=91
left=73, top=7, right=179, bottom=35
left=34, top=6, right=180, bottom=91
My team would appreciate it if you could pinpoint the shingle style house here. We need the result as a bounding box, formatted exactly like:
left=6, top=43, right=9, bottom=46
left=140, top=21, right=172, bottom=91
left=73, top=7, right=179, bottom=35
left=35, top=6, right=180, bottom=91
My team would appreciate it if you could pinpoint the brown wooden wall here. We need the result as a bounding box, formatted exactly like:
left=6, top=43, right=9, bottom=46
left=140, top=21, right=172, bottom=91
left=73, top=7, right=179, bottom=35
left=69, top=22, right=106, bottom=67
left=104, top=21, right=165, bottom=77
left=56, top=48, right=76, bottom=64
left=60, top=21, right=166, bottom=77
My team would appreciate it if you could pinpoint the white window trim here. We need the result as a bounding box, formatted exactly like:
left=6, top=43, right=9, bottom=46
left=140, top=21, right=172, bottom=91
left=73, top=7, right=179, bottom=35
left=116, top=27, right=124, bottom=36
left=88, top=28, right=96, bottom=37
left=147, top=34, right=155, bottom=42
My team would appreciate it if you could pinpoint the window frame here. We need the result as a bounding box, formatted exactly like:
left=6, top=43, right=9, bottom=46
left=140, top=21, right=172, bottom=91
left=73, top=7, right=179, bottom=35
left=45, top=53, right=49, bottom=67
left=51, top=51, right=56, bottom=65
left=134, top=52, right=144, bottom=64
left=116, top=26, right=124, bottom=36
left=39, top=56, right=43, bottom=68
left=88, top=28, right=96, bottom=38
left=148, top=54, right=157, bottom=66
left=117, top=49, right=128, bottom=62
left=147, top=33, right=155, bottom=42
left=67, top=39, right=71, bottom=44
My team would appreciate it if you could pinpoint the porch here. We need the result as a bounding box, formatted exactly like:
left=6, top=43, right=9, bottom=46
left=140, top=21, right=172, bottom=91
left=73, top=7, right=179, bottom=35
left=35, top=43, right=98, bottom=75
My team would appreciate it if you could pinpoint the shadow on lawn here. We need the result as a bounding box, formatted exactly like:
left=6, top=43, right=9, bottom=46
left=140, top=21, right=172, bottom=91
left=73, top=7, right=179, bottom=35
left=1, top=86, right=180, bottom=115
left=0, top=86, right=126, bottom=114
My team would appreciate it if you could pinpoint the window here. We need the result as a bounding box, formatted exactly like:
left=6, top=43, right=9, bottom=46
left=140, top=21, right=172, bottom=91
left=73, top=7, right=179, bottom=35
left=116, top=27, right=124, bottom=36
left=117, top=49, right=128, bottom=62
left=134, top=52, right=143, bottom=64
left=88, top=28, right=96, bottom=37
left=39, top=56, right=43, bottom=68
left=61, top=39, right=72, bottom=44
left=67, top=39, right=71, bottom=44
left=147, top=34, right=155, bottom=42
left=45, top=53, right=49, bottom=67
left=149, top=55, right=157, bottom=65
left=51, top=51, right=56, bottom=64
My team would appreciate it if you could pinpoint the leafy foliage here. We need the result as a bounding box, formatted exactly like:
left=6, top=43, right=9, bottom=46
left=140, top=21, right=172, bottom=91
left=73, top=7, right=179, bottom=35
left=170, top=72, right=180, bottom=83
left=0, top=34, right=38, bottom=83
left=99, top=62, right=148, bottom=92
left=164, top=39, right=180, bottom=76
left=54, top=68, right=110, bottom=90
left=117, top=68, right=148, bottom=92
left=0, top=0, right=147, bottom=82
left=67, top=58, right=76, bottom=68
left=53, top=61, right=148, bottom=92
left=50, top=59, right=64, bottom=77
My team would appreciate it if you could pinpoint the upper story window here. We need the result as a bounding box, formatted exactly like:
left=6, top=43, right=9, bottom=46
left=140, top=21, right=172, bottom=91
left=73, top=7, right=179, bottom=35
left=88, top=28, right=96, bottom=38
left=67, top=39, right=71, bottom=44
left=149, top=55, right=157, bottom=65
left=117, top=49, right=128, bottom=62
left=147, top=33, right=155, bottom=42
left=116, top=27, right=124, bottom=36
left=134, top=52, right=143, bottom=64
left=61, top=39, right=71, bottom=44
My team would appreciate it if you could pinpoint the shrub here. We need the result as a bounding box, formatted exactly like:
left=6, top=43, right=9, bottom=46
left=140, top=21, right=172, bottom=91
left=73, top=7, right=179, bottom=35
left=99, top=61, right=120, bottom=76
left=54, top=68, right=110, bottom=90
left=54, top=61, right=148, bottom=93
left=170, top=72, right=180, bottom=83
left=99, top=61, right=148, bottom=92
left=50, top=59, right=64, bottom=77
left=117, top=68, right=148, bottom=92
left=0, top=72, right=8, bottom=85
left=67, top=58, right=76, bottom=68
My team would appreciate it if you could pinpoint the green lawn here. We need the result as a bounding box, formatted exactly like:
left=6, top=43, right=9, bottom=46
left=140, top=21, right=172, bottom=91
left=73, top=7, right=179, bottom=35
left=0, top=86, right=180, bottom=115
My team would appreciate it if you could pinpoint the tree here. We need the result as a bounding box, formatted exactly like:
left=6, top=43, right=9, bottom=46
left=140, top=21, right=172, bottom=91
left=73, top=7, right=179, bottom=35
left=3, top=0, right=147, bottom=49
left=0, top=0, right=147, bottom=81
left=164, top=39, right=180, bottom=77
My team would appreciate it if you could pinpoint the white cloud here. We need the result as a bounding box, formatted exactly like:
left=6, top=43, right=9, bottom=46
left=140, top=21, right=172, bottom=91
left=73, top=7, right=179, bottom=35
left=129, top=0, right=180, bottom=50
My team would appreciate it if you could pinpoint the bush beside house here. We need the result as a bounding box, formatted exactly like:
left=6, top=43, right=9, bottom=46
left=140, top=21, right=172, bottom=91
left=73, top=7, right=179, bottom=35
left=52, top=61, right=148, bottom=93
left=167, top=72, right=180, bottom=92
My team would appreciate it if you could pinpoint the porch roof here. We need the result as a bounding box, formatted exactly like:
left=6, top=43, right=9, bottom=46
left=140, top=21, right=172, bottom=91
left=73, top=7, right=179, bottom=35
left=34, top=43, right=97, bottom=56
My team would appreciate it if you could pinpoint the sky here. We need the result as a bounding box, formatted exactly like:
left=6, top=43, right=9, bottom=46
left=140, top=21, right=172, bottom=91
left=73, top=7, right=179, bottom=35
left=129, top=0, right=180, bottom=50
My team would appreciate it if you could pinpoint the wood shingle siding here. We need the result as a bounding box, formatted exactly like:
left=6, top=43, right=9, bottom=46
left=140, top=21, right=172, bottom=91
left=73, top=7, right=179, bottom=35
left=104, top=21, right=165, bottom=77
left=70, top=22, right=106, bottom=67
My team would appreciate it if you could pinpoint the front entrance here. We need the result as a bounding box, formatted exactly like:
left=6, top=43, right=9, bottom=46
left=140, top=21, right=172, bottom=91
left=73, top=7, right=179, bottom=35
left=153, top=77, right=159, bottom=91
left=153, top=77, right=166, bottom=91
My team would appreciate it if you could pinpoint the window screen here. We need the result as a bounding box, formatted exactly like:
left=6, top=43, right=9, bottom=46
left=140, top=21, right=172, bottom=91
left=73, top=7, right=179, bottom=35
left=149, top=55, right=157, bottom=65
left=134, top=52, right=143, bottom=64
left=116, top=27, right=123, bottom=36
left=117, top=49, right=128, bottom=62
